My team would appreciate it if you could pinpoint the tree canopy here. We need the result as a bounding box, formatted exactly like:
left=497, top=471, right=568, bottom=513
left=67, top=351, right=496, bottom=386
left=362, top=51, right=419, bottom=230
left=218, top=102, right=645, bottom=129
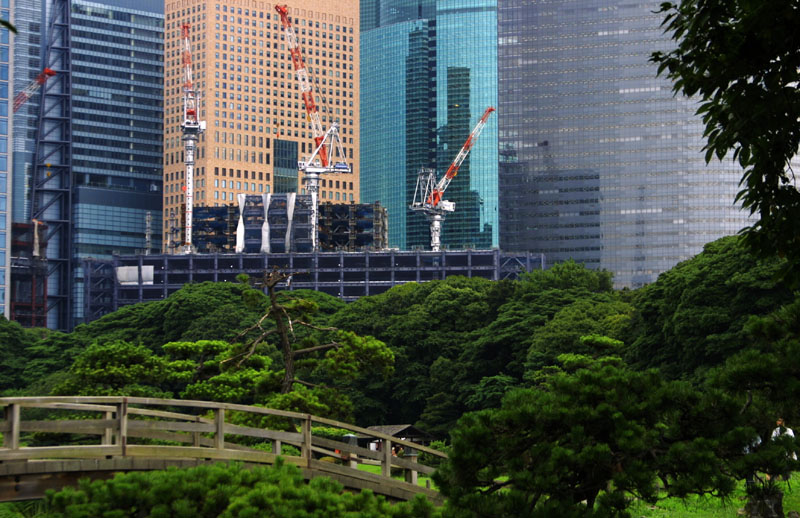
left=436, top=356, right=797, bottom=518
left=625, top=236, right=792, bottom=378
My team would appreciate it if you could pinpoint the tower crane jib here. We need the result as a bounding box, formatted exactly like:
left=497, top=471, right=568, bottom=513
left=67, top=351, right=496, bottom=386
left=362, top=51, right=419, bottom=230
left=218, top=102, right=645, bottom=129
left=13, top=68, right=56, bottom=112
left=275, top=4, right=328, bottom=167
left=276, top=4, right=352, bottom=252
left=409, top=107, right=495, bottom=252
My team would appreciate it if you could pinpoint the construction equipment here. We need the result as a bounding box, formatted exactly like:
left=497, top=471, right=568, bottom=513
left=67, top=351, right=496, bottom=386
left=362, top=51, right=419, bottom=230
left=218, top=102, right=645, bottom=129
left=276, top=4, right=351, bottom=250
left=180, top=23, right=205, bottom=253
left=13, top=68, right=56, bottom=112
left=410, top=107, right=495, bottom=251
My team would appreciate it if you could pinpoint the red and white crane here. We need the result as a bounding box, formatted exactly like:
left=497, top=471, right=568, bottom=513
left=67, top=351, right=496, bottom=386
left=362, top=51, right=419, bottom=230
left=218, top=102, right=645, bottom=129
left=180, top=23, right=204, bottom=253
left=13, top=68, right=56, bottom=112
left=275, top=4, right=327, bottom=167
left=276, top=4, right=351, bottom=250
left=410, top=107, right=495, bottom=252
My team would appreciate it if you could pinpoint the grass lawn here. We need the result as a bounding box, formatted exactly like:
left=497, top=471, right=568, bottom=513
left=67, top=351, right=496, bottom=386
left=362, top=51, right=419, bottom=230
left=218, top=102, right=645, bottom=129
left=631, top=480, right=800, bottom=517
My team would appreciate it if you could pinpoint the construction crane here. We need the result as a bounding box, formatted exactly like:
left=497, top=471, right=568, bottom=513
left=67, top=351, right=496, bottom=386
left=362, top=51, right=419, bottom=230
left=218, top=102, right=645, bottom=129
left=410, top=107, right=495, bottom=252
left=180, top=23, right=205, bottom=254
left=13, top=68, right=56, bottom=112
left=275, top=4, right=351, bottom=250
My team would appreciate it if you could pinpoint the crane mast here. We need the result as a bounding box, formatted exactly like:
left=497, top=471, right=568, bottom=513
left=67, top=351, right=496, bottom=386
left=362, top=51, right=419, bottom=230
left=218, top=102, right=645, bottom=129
left=276, top=4, right=352, bottom=251
left=181, top=23, right=204, bottom=254
left=410, top=107, right=495, bottom=252
left=13, top=68, right=56, bottom=112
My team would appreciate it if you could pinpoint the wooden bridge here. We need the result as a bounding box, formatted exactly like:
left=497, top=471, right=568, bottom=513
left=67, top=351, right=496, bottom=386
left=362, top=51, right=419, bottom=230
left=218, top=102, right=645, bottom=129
left=0, top=397, right=445, bottom=504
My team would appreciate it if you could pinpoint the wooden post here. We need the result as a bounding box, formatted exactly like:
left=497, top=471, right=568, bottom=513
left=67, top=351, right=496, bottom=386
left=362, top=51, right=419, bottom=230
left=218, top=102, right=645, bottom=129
left=4, top=404, right=19, bottom=450
left=344, top=433, right=358, bottom=469
left=215, top=408, right=225, bottom=449
left=301, top=415, right=312, bottom=462
left=405, top=448, right=418, bottom=485
left=118, top=399, right=128, bottom=456
left=102, top=410, right=113, bottom=446
left=381, top=438, right=391, bottom=478
left=193, top=416, right=201, bottom=447
left=272, top=439, right=282, bottom=456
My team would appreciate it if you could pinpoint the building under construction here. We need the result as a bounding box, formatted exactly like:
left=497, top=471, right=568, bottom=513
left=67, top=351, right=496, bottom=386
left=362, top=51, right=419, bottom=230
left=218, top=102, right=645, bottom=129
left=82, top=249, right=545, bottom=324
left=182, top=196, right=387, bottom=254
left=318, top=202, right=388, bottom=252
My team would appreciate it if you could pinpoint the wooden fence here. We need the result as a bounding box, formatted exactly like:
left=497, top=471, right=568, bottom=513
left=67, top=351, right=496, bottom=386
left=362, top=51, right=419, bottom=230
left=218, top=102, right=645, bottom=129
left=0, top=397, right=446, bottom=503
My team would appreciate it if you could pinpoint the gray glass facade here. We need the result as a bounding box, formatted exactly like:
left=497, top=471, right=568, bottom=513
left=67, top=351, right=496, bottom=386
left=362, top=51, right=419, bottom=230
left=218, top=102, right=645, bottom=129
left=67, top=0, right=164, bottom=326
left=360, top=0, right=498, bottom=250
left=497, top=0, right=752, bottom=288
left=0, top=0, right=9, bottom=316
left=10, top=0, right=43, bottom=225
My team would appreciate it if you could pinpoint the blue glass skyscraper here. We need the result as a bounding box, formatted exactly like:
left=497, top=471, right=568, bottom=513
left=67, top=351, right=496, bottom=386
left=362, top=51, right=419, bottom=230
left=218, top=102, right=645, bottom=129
left=497, top=0, right=752, bottom=287
left=361, top=0, right=498, bottom=250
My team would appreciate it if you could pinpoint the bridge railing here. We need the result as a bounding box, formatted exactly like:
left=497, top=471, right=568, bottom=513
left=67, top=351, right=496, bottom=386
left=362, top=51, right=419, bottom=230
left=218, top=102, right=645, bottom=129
left=0, top=397, right=446, bottom=488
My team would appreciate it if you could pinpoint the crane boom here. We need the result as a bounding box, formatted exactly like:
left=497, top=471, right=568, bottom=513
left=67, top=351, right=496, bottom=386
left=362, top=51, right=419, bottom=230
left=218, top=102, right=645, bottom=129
left=181, top=23, right=204, bottom=253
left=410, top=107, right=495, bottom=252
left=13, top=68, right=56, bottom=112
left=276, top=4, right=352, bottom=252
left=427, top=106, right=495, bottom=208
left=275, top=4, right=328, bottom=167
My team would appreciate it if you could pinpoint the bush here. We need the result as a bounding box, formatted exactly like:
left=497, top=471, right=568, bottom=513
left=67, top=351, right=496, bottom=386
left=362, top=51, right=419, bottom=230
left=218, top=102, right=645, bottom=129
left=419, top=440, right=449, bottom=469
left=44, top=460, right=441, bottom=518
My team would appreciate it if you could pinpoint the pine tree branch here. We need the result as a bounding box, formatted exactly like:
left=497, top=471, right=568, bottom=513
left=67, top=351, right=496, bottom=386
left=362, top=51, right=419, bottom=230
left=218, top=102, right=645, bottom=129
left=292, top=341, right=343, bottom=357
left=479, top=478, right=514, bottom=495
left=740, top=390, right=753, bottom=415
left=290, top=378, right=320, bottom=388
left=234, top=306, right=275, bottom=344
left=221, top=328, right=278, bottom=366
left=292, top=320, right=339, bottom=332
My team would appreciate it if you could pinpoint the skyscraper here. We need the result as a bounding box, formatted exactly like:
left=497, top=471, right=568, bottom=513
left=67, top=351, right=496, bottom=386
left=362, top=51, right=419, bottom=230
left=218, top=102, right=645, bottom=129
left=163, top=0, right=359, bottom=251
left=497, top=0, right=752, bottom=288
left=360, top=0, right=498, bottom=250
left=10, top=0, right=43, bottom=226
left=24, top=0, right=164, bottom=329
left=0, top=0, right=11, bottom=317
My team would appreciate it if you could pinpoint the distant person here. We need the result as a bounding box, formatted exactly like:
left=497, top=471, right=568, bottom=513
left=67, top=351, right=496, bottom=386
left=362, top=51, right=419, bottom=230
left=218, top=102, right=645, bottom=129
left=772, top=418, right=795, bottom=440
left=770, top=417, right=796, bottom=481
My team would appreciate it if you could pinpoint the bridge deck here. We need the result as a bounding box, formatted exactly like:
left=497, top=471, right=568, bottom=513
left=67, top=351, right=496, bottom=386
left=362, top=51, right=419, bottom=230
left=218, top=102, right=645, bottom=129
left=0, top=397, right=445, bottom=504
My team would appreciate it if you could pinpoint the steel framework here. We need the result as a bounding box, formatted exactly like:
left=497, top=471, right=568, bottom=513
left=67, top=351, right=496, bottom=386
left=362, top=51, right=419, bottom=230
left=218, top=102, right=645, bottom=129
left=31, top=0, right=73, bottom=330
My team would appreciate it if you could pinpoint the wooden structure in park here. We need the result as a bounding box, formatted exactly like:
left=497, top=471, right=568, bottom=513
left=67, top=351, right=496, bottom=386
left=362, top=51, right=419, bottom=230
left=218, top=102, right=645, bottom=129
left=0, top=397, right=445, bottom=504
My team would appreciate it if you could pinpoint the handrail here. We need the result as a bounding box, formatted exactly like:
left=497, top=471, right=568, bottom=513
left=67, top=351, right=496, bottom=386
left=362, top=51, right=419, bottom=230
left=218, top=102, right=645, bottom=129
left=0, top=396, right=446, bottom=494
left=0, top=396, right=448, bottom=458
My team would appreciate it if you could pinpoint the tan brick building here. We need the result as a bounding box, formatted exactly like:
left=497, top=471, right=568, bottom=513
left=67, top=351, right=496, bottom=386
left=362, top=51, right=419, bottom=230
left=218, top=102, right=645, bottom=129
left=163, top=0, right=359, bottom=249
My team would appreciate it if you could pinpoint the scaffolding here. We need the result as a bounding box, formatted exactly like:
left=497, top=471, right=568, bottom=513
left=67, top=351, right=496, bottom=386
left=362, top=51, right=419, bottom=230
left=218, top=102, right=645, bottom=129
left=10, top=222, right=49, bottom=327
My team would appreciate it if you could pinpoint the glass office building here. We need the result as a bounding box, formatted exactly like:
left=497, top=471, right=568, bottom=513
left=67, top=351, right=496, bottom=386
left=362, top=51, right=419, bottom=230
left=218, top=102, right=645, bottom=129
left=0, top=0, right=10, bottom=316
left=68, top=0, right=164, bottom=325
left=498, top=0, right=752, bottom=287
left=19, top=0, right=163, bottom=329
left=361, top=0, right=498, bottom=250
left=10, top=0, right=43, bottom=225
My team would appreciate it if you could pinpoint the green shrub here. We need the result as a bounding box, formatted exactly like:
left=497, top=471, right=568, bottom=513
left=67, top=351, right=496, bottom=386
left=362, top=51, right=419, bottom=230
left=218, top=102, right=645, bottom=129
left=44, top=460, right=440, bottom=518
